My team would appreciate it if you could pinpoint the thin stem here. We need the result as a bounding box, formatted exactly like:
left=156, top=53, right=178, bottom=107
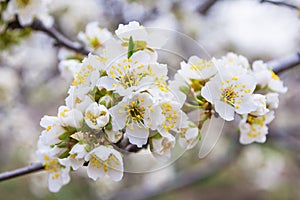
left=7, top=19, right=89, bottom=55
left=268, top=51, right=300, bottom=74
left=0, top=163, right=44, bottom=181
left=260, top=0, right=298, bottom=10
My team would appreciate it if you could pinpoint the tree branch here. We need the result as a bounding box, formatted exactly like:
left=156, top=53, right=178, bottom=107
left=260, top=0, right=298, bottom=10
left=0, top=163, right=44, bottom=181
left=268, top=51, right=300, bottom=74
left=7, top=19, right=89, bottom=55
left=197, top=0, right=219, bottom=15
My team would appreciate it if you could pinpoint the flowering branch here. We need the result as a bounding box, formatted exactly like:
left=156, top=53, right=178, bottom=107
left=260, top=0, right=298, bottom=10
left=0, top=50, right=298, bottom=183
left=7, top=19, right=89, bottom=55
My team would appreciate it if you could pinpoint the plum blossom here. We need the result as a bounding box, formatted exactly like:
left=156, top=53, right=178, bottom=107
left=252, top=60, right=287, bottom=93
left=85, top=145, right=123, bottom=181
left=115, top=21, right=167, bottom=50
left=84, top=102, right=109, bottom=129
left=178, top=56, right=217, bottom=81
left=201, top=71, right=257, bottom=121
left=2, top=0, right=53, bottom=27
left=151, top=133, right=175, bottom=162
left=78, top=21, right=112, bottom=52
left=109, top=92, right=163, bottom=147
left=37, top=153, right=70, bottom=193
left=58, top=106, right=83, bottom=128
left=97, top=51, right=160, bottom=96
left=59, top=143, right=88, bottom=170
left=178, top=127, right=200, bottom=150
left=239, top=111, right=275, bottom=145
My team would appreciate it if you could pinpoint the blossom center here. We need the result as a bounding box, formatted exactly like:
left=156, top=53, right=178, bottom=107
left=220, top=86, right=238, bottom=105
left=125, top=98, right=146, bottom=125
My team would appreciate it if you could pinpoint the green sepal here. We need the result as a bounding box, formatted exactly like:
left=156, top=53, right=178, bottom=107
left=105, top=122, right=112, bottom=131
left=58, top=132, right=70, bottom=140
left=56, top=141, right=69, bottom=148
left=63, top=126, right=77, bottom=134
left=59, top=150, right=70, bottom=159
left=84, top=144, right=91, bottom=152
left=127, top=36, right=136, bottom=58
left=179, top=86, right=189, bottom=94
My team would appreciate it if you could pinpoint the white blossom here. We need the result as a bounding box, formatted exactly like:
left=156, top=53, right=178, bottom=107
left=178, top=127, right=200, bottom=150
left=115, top=21, right=167, bottom=50
left=178, top=56, right=217, bottom=81
left=78, top=21, right=112, bottom=52
left=105, top=130, right=123, bottom=143
left=97, top=51, right=158, bottom=96
left=109, top=92, right=163, bottom=147
left=84, top=102, right=109, bottom=129
left=151, top=133, right=175, bottom=162
left=58, top=106, right=83, bottom=128
left=266, top=93, right=279, bottom=109
left=85, top=146, right=123, bottom=181
left=201, top=71, right=257, bottom=121
left=37, top=153, right=70, bottom=193
left=239, top=111, right=275, bottom=145
left=59, top=143, right=88, bottom=170
left=3, top=0, right=53, bottom=27
left=251, top=94, right=269, bottom=116
left=252, top=60, right=287, bottom=93
left=65, top=86, right=94, bottom=112
left=39, top=116, right=65, bottom=146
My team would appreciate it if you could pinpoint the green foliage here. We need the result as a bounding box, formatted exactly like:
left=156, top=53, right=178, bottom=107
left=0, top=27, right=32, bottom=50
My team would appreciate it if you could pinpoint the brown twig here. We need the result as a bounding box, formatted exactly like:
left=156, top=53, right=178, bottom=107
left=7, top=19, right=89, bottom=55
left=0, top=163, right=44, bottom=181
left=197, top=0, right=219, bottom=15
left=268, top=52, right=300, bottom=74
left=260, top=0, right=298, bottom=10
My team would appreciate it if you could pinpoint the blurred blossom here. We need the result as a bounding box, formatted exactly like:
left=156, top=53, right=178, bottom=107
left=241, top=146, right=286, bottom=190
left=200, top=0, right=300, bottom=58
left=0, top=67, right=19, bottom=106
left=49, top=0, right=104, bottom=36
left=0, top=33, right=57, bottom=87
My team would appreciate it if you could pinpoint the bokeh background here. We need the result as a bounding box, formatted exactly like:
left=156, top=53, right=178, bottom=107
left=1, top=0, right=300, bottom=199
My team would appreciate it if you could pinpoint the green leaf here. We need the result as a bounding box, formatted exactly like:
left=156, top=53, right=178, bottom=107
left=127, top=36, right=136, bottom=58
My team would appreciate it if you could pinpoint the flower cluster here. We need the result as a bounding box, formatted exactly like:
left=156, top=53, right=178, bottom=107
left=174, top=52, right=287, bottom=145
left=37, top=21, right=287, bottom=192
left=37, top=21, right=198, bottom=192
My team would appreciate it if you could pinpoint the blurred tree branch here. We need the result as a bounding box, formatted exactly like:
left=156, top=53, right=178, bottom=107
left=260, top=0, right=298, bottom=10
left=7, top=19, right=89, bottom=55
left=0, top=163, right=43, bottom=181
left=113, top=139, right=242, bottom=200
left=268, top=52, right=300, bottom=74
left=197, top=0, right=219, bottom=15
